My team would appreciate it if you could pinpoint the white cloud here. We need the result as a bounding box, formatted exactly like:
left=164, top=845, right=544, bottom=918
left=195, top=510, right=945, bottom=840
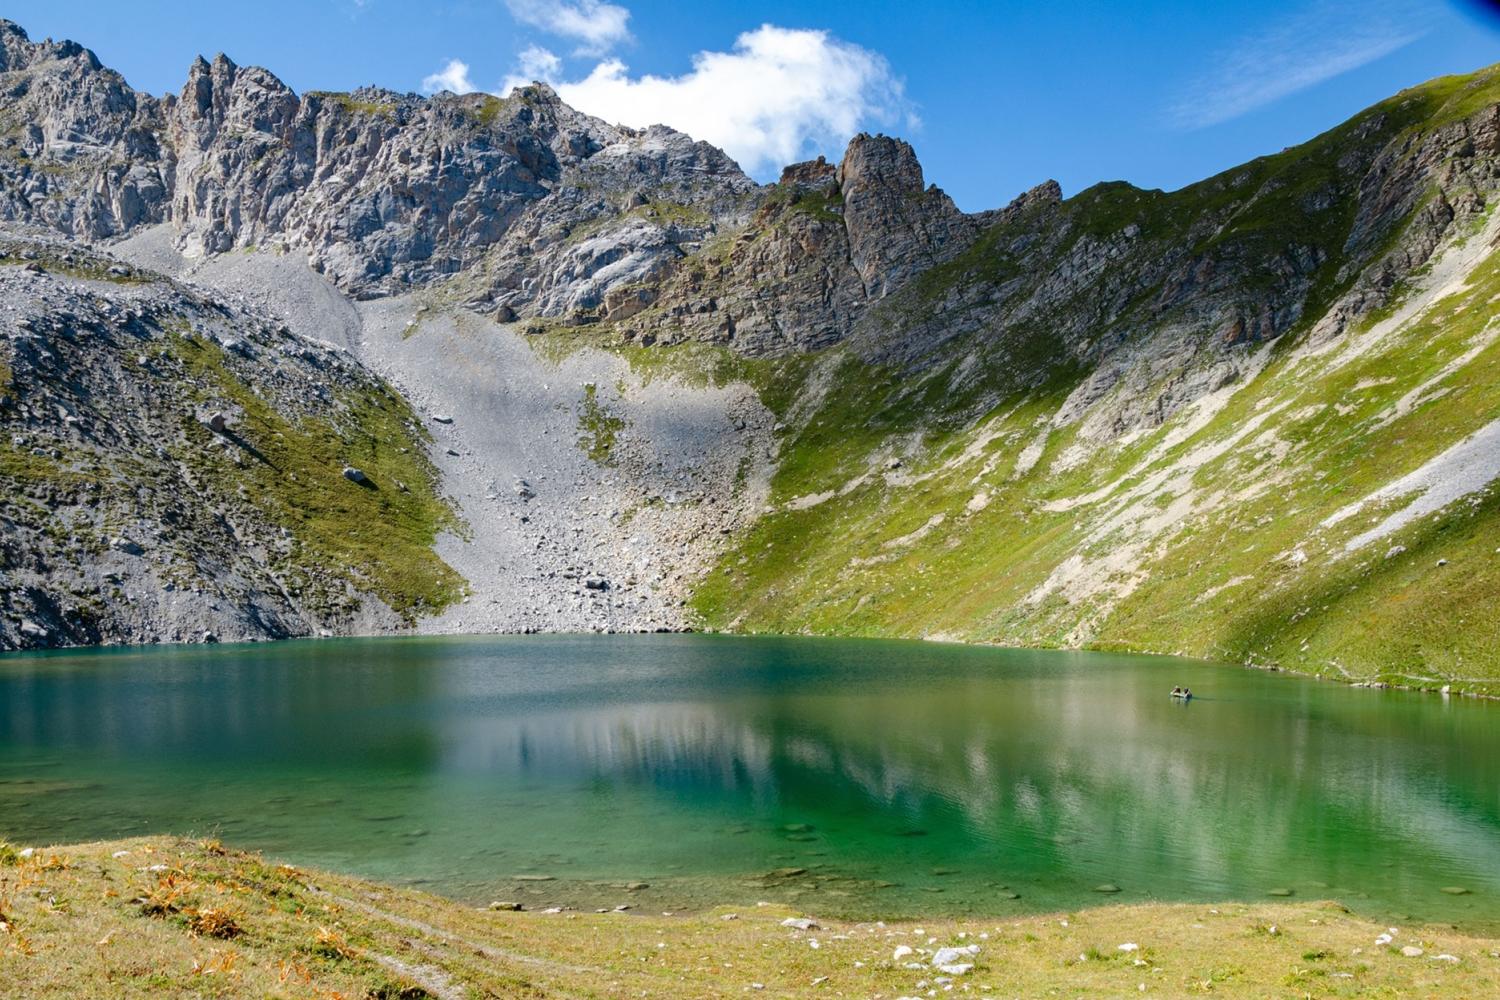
left=503, top=44, right=564, bottom=91
left=505, top=0, right=631, bottom=55
left=1167, top=0, right=1428, bottom=129
left=422, top=58, right=476, bottom=95
left=511, top=25, right=913, bottom=176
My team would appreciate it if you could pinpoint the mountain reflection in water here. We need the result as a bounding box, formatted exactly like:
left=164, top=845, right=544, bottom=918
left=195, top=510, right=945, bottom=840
left=1, top=634, right=1496, bottom=926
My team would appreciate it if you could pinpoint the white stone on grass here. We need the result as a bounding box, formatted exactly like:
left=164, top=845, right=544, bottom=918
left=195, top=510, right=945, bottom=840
left=933, top=944, right=980, bottom=974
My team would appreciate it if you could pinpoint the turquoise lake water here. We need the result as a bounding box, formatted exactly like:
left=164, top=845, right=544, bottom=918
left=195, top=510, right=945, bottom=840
left=1, top=634, right=1496, bottom=926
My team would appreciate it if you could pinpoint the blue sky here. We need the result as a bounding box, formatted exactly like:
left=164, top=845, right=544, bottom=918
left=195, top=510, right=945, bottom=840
left=7, top=1, right=1500, bottom=210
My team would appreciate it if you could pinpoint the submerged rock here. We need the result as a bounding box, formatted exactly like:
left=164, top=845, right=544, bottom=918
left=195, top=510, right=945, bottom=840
left=765, top=867, right=808, bottom=879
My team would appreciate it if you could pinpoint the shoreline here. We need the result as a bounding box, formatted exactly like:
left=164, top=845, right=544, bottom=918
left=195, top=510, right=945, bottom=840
left=2, top=835, right=1496, bottom=998
left=4, top=625, right=1496, bottom=702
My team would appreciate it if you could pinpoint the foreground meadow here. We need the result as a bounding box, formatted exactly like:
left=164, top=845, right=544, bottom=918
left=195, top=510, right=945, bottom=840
left=1, top=836, right=1496, bottom=998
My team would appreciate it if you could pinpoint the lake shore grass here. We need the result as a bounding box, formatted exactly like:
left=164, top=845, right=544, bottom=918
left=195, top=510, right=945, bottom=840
left=2, top=836, right=1496, bottom=998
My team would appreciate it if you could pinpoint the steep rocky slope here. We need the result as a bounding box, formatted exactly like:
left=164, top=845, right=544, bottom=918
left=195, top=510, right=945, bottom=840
left=0, top=233, right=459, bottom=645
left=3, top=16, right=1500, bottom=694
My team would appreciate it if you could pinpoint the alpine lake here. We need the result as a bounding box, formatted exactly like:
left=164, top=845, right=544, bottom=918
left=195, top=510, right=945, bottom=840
left=1, top=634, right=1496, bottom=930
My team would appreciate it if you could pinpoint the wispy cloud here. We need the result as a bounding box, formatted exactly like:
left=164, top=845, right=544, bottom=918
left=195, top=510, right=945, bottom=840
left=505, top=0, right=631, bottom=56
left=499, top=25, right=915, bottom=177
left=422, top=58, right=476, bottom=95
left=1166, top=1, right=1429, bottom=129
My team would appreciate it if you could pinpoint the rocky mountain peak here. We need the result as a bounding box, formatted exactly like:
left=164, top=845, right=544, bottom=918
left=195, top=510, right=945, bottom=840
left=0, top=18, right=33, bottom=70
left=837, top=133, right=977, bottom=299
left=177, top=51, right=297, bottom=142
left=0, top=18, right=101, bottom=73
left=837, top=133, right=927, bottom=195
left=1017, top=178, right=1063, bottom=207
left=510, top=80, right=564, bottom=105
left=778, top=155, right=838, bottom=190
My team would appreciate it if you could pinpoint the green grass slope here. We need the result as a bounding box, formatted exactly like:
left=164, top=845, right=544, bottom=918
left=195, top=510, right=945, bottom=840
left=691, top=68, right=1500, bottom=696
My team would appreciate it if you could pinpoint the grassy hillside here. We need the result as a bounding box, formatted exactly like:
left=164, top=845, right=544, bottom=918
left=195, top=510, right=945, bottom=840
left=690, top=68, right=1500, bottom=696
left=2, top=836, right=1495, bottom=998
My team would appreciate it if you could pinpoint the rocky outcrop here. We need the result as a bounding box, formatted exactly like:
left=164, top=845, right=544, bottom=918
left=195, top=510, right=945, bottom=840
left=837, top=133, right=977, bottom=298
left=0, top=21, right=173, bottom=240
left=610, top=154, right=866, bottom=353
left=605, top=137, right=982, bottom=355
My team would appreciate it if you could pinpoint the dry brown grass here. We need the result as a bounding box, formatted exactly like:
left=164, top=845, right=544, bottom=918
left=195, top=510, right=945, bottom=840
left=136, top=872, right=192, bottom=918
left=311, top=925, right=358, bottom=961
left=186, top=907, right=241, bottom=940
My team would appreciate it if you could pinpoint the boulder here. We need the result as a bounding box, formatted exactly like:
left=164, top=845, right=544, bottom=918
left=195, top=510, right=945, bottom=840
left=932, top=944, right=980, bottom=974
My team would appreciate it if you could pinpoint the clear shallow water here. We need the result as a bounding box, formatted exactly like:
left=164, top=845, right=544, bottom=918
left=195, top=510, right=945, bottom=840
left=1, top=634, right=1497, bottom=926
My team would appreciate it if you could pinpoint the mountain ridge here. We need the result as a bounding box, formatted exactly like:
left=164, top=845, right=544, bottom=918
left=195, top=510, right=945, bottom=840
left=3, top=17, right=1500, bottom=695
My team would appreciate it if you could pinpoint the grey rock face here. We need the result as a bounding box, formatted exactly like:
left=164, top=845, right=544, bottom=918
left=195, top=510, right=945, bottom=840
left=0, top=23, right=980, bottom=359
left=836, top=133, right=978, bottom=299
left=607, top=138, right=982, bottom=356
left=0, top=21, right=173, bottom=240
left=0, top=19, right=758, bottom=311
left=612, top=155, right=866, bottom=354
